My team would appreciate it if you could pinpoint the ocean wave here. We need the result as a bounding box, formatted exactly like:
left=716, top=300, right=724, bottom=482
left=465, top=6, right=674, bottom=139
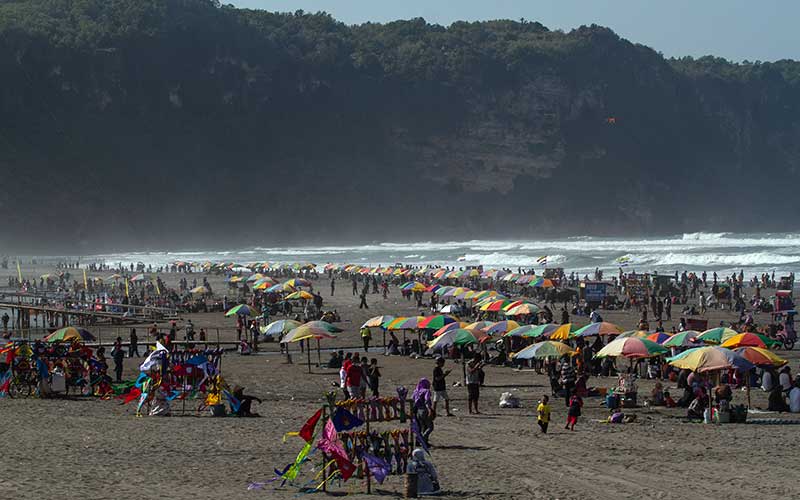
left=681, top=232, right=730, bottom=241
left=634, top=252, right=800, bottom=267
left=461, top=253, right=567, bottom=267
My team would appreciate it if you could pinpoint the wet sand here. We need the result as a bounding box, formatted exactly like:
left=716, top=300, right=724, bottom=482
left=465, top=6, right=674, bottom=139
left=1, top=264, right=799, bottom=500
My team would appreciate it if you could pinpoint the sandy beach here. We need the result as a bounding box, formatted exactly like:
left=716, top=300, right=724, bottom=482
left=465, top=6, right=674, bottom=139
left=1, top=262, right=799, bottom=500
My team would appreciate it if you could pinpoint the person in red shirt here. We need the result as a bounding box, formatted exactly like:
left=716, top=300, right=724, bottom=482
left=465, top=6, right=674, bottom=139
left=345, top=360, right=362, bottom=398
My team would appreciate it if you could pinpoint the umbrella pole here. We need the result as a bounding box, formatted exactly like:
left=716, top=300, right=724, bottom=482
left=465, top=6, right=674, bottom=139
left=382, top=328, right=386, bottom=353
left=461, top=348, right=467, bottom=385
left=746, top=369, right=752, bottom=409
left=317, top=339, right=321, bottom=366
left=307, top=347, right=311, bottom=374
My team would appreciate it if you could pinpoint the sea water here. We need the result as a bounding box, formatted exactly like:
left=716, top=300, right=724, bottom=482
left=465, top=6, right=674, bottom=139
left=69, top=232, right=800, bottom=280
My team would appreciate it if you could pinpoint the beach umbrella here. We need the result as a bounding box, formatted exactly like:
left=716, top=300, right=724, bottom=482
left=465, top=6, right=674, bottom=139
left=523, top=324, right=564, bottom=339
left=531, top=278, right=555, bottom=288
left=548, top=323, right=579, bottom=341
left=504, top=303, right=540, bottom=316
left=479, top=299, right=514, bottom=312
left=512, top=341, right=576, bottom=360
left=362, top=316, right=395, bottom=329
left=246, top=273, right=265, bottom=282
left=260, top=319, right=302, bottom=336
left=106, top=274, right=123, bottom=281
left=574, top=322, right=623, bottom=337
left=596, top=337, right=668, bottom=359
left=400, top=281, right=426, bottom=292
left=284, top=278, right=311, bottom=288
left=390, top=316, right=427, bottom=330
left=733, top=347, right=787, bottom=367
left=265, top=284, right=284, bottom=293
left=284, top=326, right=337, bottom=373
left=472, top=290, right=504, bottom=301
left=646, top=332, right=673, bottom=344
left=418, top=315, right=459, bottom=330
left=443, top=287, right=468, bottom=298
left=130, top=274, right=147, bottom=282
left=427, top=328, right=487, bottom=350
left=666, top=346, right=753, bottom=373
left=720, top=333, right=780, bottom=349
left=225, top=304, right=259, bottom=317
left=661, top=330, right=702, bottom=348
left=434, top=286, right=454, bottom=296
left=697, top=327, right=739, bottom=345
left=302, top=320, right=343, bottom=333
left=503, top=325, right=537, bottom=338
left=228, top=276, right=244, bottom=283
left=284, top=326, right=337, bottom=343
left=190, top=285, right=209, bottom=295
left=501, top=300, right=525, bottom=311
left=618, top=330, right=652, bottom=338
left=45, top=327, right=96, bottom=343
left=385, top=317, right=407, bottom=330
left=484, top=320, right=521, bottom=335
left=432, top=322, right=466, bottom=337
left=464, top=321, right=494, bottom=332
left=285, top=290, right=314, bottom=300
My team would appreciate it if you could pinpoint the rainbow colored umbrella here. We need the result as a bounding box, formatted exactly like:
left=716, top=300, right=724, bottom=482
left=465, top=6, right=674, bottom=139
left=434, top=286, right=454, bottom=296
left=390, top=316, right=426, bottom=330
left=720, top=333, right=780, bottom=349
left=261, top=319, right=302, bottom=336
left=512, top=341, right=575, bottom=360
left=484, top=320, right=521, bottom=335
left=302, top=321, right=342, bottom=333
left=285, top=290, right=314, bottom=300
left=283, top=327, right=337, bottom=343
left=596, top=337, right=668, bottom=359
left=646, top=332, right=673, bottom=344
left=464, top=321, right=494, bottom=332
left=472, top=290, right=504, bottom=301
left=362, top=315, right=395, bottom=329
left=479, top=299, right=515, bottom=312
left=503, top=325, right=537, bottom=338
left=225, top=304, right=259, bottom=317
left=400, top=281, right=426, bottom=292
left=504, top=303, right=540, bottom=316
left=697, top=327, right=739, bottom=345
left=661, top=330, right=702, bottom=348
left=502, top=300, right=526, bottom=311
left=667, top=346, right=753, bottom=372
left=385, top=317, right=407, bottom=330
left=427, top=329, right=487, bottom=350
left=284, top=278, right=311, bottom=288
left=433, top=322, right=467, bottom=337
left=548, top=323, right=579, bottom=340
left=45, top=327, right=95, bottom=343
left=530, top=278, right=555, bottom=288
left=574, top=322, right=623, bottom=337
left=619, top=330, right=652, bottom=338
left=733, top=347, right=787, bottom=367
left=418, top=315, right=458, bottom=330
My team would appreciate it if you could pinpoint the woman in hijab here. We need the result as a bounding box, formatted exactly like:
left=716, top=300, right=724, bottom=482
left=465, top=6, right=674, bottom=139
left=412, top=378, right=434, bottom=444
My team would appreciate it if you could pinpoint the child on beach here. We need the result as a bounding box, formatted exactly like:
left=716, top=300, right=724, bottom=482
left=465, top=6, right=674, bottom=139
left=537, top=395, right=551, bottom=434
left=566, top=393, right=583, bottom=431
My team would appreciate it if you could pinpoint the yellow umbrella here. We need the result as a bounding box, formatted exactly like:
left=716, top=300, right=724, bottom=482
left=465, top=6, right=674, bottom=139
left=286, top=290, right=314, bottom=300
left=548, top=323, right=575, bottom=341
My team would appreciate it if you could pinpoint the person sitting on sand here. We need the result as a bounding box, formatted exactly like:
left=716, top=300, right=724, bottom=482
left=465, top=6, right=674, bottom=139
left=232, top=385, right=262, bottom=417
left=686, top=390, right=708, bottom=419
left=649, top=382, right=666, bottom=406
left=768, top=386, right=790, bottom=412
left=407, top=448, right=440, bottom=495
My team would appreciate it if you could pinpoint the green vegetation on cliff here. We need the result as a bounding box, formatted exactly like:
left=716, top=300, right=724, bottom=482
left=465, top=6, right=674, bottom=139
left=2, top=0, right=799, bottom=251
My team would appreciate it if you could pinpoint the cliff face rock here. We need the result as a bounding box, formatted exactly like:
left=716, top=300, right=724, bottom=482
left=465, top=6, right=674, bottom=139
left=1, top=1, right=799, bottom=252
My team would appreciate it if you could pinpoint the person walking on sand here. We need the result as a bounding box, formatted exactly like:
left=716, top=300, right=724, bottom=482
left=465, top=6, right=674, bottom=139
left=537, top=395, right=551, bottom=434
left=359, top=287, right=369, bottom=309
left=433, top=357, right=454, bottom=417
left=467, top=353, right=484, bottom=414
left=560, top=355, right=576, bottom=406
left=360, top=326, right=372, bottom=352
left=330, top=278, right=335, bottom=296
left=112, top=337, right=125, bottom=382
left=129, top=328, right=140, bottom=357
left=566, top=393, right=583, bottom=431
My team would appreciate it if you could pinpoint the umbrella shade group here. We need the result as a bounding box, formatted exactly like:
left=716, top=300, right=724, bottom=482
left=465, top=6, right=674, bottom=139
left=596, top=337, right=668, bottom=359
left=667, top=346, right=754, bottom=372
left=512, top=341, right=575, bottom=360
left=574, top=322, right=623, bottom=337
left=362, top=315, right=395, bottom=329
left=225, top=304, right=259, bottom=317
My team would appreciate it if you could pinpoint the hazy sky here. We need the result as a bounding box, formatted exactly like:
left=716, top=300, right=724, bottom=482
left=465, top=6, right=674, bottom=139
left=231, top=0, right=797, bottom=62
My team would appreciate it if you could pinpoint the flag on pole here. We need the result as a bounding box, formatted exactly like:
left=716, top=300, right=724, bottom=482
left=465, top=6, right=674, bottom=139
left=536, top=256, right=547, bottom=266
left=125, top=278, right=130, bottom=297
left=83, top=268, right=88, bottom=289
left=16, top=260, right=22, bottom=282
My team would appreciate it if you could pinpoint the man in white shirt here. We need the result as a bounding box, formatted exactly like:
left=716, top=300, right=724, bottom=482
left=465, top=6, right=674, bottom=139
left=789, top=387, right=800, bottom=413
left=761, top=370, right=774, bottom=392
left=779, top=367, right=793, bottom=392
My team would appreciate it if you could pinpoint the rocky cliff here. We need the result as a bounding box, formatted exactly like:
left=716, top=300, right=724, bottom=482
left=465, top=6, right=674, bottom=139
left=1, top=0, right=799, bottom=252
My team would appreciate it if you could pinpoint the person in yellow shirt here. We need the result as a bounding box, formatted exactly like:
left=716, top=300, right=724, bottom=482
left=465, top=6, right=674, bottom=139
left=537, top=395, right=551, bottom=434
